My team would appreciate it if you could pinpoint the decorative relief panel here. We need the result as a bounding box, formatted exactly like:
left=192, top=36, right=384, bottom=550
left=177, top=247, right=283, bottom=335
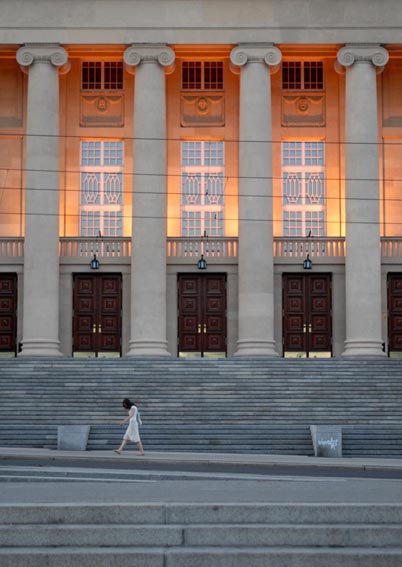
left=281, top=94, right=325, bottom=127
left=181, top=93, right=224, bottom=127
left=382, top=61, right=402, bottom=127
left=0, top=61, right=23, bottom=127
left=80, top=94, right=124, bottom=127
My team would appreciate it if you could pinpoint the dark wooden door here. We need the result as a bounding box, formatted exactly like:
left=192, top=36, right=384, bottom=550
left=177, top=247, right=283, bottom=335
left=0, top=274, right=17, bottom=354
left=73, top=274, right=122, bottom=356
left=282, top=274, right=332, bottom=357
left=387, top=274, right=402, bottom=355
left=178, top=274, right=226, bottom=357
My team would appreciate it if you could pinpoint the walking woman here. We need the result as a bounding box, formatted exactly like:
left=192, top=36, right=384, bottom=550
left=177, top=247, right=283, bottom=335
left=113, top=398, right=144, bottom=455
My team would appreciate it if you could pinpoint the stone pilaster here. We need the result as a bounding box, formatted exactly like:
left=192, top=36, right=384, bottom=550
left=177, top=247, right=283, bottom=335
left=16, top=44, right=69, bottom=357
left=336, top=44, right=389, bottom=357
left=230, top=44, right=281, bottom=357
left=123, top=44, right=174, bottom=356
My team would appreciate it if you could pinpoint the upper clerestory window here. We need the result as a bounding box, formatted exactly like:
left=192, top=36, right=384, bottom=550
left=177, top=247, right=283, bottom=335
left=182, top=61, right=224, bottom=90
left=282, top=61, right=324, bottom=90
left=81, top=61, right=124, bottom=91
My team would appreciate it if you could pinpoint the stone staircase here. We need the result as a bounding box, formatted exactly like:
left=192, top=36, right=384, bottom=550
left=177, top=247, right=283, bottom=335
left=1, top=502, right=402, bottom=566
left=0, top=358, right=401, bottom=456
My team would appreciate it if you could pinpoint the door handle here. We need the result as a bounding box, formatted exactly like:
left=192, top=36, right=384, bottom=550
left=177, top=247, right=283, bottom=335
left=203, top=323, right=207, bottom=333
left=197, top=323, right=201, bottom=334
left=303, top=323, right=307, bottom=334
left=98, top=324, right=102, bottom=333
left=308, top=324, right=312, bottom=333
left=92, top=324, right=97, bottom=334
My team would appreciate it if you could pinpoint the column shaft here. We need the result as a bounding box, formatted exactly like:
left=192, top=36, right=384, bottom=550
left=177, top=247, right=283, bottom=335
left=337, top=44, right=388, bottom=357
left=231, top=44, right=281, bottom=356
left=124, top=45, right=174, bottom=356
left=16, top=45, right=68, bottom=357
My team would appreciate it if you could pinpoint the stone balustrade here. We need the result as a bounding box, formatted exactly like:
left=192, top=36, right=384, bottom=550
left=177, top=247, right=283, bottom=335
left=273, top=237, right=346, bottom=258
left=0, top=238, right=24, bottom=258
left=59, top=237, right=131, bottom=258
left=167, top=237, right=238, bottom=258
left=4, top=236, right=402, bottom=262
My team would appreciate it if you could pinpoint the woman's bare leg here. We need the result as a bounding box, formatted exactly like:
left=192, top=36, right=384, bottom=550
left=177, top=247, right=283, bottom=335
left=113, top=438, right=128, bottom=454
left=137, top=441, right=144, bottom=455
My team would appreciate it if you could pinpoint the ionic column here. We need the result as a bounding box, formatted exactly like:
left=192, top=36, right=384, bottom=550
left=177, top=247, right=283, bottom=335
left=230, top=44, right=281, bottom=357
left=16, top=44, right=69, bottom=357
left=123, top=44, right=174, bottom=357
left=336, top=44, right=389, bottom=357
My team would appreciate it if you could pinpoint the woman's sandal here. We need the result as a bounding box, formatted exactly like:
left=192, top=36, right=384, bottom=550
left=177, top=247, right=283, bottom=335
left=113, top=449, right=121, bottom=454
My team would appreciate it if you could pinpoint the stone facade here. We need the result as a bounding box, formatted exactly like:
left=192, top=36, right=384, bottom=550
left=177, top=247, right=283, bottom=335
left=0, top=1, right=401, bottom=358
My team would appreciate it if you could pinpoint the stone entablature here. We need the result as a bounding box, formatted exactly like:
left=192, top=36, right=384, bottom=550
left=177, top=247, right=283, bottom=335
left=1, top=0, right=402, bottom=44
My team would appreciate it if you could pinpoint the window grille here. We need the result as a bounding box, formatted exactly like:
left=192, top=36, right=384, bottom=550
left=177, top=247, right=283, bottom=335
left=182, top=61, right=224, bottom=90
left=282, top=141, right=326, bottom=237
left=282, top=61, right=324, bottom=90
left=181, top=141, right=225, bottom=237
left=80, top=141, right=124, bottom=237
left=82, top=61, right=123, bottom=90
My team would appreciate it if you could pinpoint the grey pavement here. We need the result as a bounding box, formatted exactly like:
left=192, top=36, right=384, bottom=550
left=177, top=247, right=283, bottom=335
left=0, top=447, right=401, bottom=505
left=1, top=446, right=402, bottom=471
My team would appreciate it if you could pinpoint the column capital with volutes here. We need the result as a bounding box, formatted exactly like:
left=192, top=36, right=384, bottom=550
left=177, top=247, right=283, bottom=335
left=16, top=43, right=70, bottom=74
left=123, top=44, right=175, bottom=75
left=336, top=44, right=389, bottom=74
left=230, top=43, right=282, bottom=73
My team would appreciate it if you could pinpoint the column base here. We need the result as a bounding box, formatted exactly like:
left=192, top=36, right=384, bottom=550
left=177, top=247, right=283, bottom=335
left=234, top=339, right=279, bottom=357
left=342, top=340, right=386, bottom=358
left=126, top=339, right=171, bottom=357
left=18, top=339, right=63, bottom=357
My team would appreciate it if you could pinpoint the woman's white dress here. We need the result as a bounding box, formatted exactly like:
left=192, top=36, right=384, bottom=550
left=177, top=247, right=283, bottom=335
left=123, top=405, right=141, bottom=443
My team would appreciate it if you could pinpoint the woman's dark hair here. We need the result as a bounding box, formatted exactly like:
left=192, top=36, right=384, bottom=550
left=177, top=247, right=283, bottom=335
left=122, top=398, right=134, bottom=409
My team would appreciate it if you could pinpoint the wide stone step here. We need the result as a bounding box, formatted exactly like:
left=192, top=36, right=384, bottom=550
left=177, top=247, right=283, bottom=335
left=0, top=524, right=401, bottom=548
left=1, top=504, right=402, bottom=525
left=1, top=547, right=402, bottom=567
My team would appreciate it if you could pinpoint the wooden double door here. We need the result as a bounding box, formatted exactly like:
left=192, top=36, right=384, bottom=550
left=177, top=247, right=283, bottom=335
left=178, top=274, right=226, bottom=357
left=282, top=274, right=332, bottom=357
left=0, top=274, right=17, bottom=355
left=388, top=274, right=402, bottom=355
left=73, top=274, right=122, bottom=357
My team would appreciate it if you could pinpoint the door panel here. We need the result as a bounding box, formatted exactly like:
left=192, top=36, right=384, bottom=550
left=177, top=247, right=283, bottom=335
left=178, top=274, right=226, bottom=357
left=283, top=274, right=332, bottom=357
left=73, top=274, right=122, bottom=356
left=178, top=275, right=203, bottom=353
left=0, top=274, right=17, bottom=354
left=388, top=274, right=402, bottom=354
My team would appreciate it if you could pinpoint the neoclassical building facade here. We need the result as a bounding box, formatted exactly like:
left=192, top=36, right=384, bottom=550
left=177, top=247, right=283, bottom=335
left=1, top=0, right=402, bottom=359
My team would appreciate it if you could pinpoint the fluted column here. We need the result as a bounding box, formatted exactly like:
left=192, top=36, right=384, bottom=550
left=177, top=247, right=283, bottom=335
left=336, top=44, right=388, bottom=357
left=16, top=44, right=69, bottom=357
left=124, top=44, right=174, bottom=357
left=230, top=44, right=281, bottom=357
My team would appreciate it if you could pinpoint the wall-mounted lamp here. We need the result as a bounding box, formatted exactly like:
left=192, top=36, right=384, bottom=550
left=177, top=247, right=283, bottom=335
left=197, top=254, right=207, bottom=270
left=303, top=253, right=312, bottom=270
left=90, top=254, right=100, bottom=270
